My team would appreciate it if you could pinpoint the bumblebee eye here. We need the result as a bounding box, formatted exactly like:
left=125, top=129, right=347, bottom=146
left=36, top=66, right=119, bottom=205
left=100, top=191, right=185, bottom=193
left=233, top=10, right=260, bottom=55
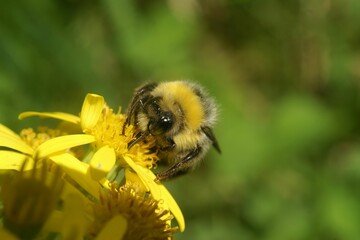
left=149, top=111, right=174, bottom=135
left=159, top=112, right=173, bottom=132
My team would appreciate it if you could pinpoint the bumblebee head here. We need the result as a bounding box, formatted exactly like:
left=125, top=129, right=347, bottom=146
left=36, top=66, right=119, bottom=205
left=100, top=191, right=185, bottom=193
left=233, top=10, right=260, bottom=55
left=137, top=96, right=177, bottom=136
left=148, top=110, right=174, bottom=135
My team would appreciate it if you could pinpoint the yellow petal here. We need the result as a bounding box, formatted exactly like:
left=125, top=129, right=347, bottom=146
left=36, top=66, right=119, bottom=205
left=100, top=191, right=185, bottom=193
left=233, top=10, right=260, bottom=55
left=95, top=214, right=127, bottom=240
left=156, top=184, right=185, bottom=231
left=50, top=153, right=101, bottom=199
left=42, top=210, right=64, bottom=233
left=125, top=168, right=149, bottom=193
left=0, top=126, right=33, bottom=155
left=35, top=134, right=95, bottom=159
left=89, top=146, right=116, bottom=180
left=123, top=155, right=185, bottom=232
left=0, top=124, right=21, bottom=138
left=61, top=181, right=94, bottom=208
left=0, top=228, right=18, bottom=240
left=61, top=193, right=89, bottom=240
left=18, top=111, right=80, bottom=125
left=99, top=178, right=111, bottom=190
left=0, top=150, right=34, bottom=171
left=80, top=94, right=104, bottom=131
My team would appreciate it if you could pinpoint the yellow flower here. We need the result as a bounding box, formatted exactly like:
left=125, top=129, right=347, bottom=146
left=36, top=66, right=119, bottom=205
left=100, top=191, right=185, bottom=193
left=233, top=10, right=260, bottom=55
left=88, top=184, right=177, bottom=240
left=122, top=155, right=185, bottom=232
left=19, top=94, right=158, bottom=175
left=19, top=93, right=185, bottom=232
left=43, top=187, right=93, bottom=239
left=94, top=215, right=127, bottom=240
left=0, top=158, right=95, bottom=240
left=0, top=124, right=95, bottom=171
left=1, top=159, right=63, bottom=239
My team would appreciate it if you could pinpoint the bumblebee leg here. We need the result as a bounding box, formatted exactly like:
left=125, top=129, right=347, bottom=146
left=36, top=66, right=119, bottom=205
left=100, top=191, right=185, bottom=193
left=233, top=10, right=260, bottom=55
left=123, top=100, right=139, bottom=134
left=155, top=147, right=201, bottom=182
left=159, top=139, right=176, bottom=151
left=123, top=82, right=158, bottom=134
left=127, top=130, right=150, bottom=149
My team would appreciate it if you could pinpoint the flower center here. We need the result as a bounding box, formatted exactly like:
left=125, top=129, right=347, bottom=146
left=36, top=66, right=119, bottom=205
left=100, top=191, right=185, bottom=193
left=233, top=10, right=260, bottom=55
left=20, top=127, right=64, bottom=150
left=89, top=106, right=159, bottom=169
left=88, top=185, right=177, bottom=240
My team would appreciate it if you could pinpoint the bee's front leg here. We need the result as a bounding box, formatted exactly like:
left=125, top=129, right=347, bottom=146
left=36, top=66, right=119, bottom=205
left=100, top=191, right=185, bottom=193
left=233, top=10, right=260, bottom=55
left=155, top=147, right=201, bottom=182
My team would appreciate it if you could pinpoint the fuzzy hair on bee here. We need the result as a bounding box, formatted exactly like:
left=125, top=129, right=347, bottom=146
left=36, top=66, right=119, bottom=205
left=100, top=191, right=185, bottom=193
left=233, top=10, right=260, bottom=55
left=124, top=80, right=220, bottom=181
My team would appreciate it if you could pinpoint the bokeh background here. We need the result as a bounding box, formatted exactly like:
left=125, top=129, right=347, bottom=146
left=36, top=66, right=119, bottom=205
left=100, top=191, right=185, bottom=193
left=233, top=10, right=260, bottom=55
left=1, top=0, right=360, bottom=239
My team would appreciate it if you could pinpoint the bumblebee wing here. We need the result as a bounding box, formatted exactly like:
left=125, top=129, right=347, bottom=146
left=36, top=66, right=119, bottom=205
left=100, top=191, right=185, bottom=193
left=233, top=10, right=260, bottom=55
left=202, top=126, right=221, bottom=154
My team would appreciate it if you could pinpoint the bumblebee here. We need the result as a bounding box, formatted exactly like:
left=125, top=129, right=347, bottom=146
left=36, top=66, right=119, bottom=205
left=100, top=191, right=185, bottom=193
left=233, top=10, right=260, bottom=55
left=125, top=81, right=220, bottom=181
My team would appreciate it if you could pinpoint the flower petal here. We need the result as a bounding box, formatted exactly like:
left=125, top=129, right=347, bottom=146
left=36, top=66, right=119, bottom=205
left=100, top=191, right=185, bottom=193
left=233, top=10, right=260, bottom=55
left=80, top=94, right=104, bottom=131
left=0, top=125, right=33, bottom=155
left=123, top=155, right=185, bottom=232
left=0, top=124, right=21, bottom=138
left=99, top=178, right=111, bottom=190
left=50, top=153, right=101, bottom=199
left=0, top=228, right=18, bottom=240
left=18, top=111, right=81, bottom=124
left=61, top=181, right=94, bottom=206
left=89, top=146, right=116, bottom=180
left=35, top=134, right=95, bottom=159
left=125, top=168, right=149, bottom=193
left=0, top=150, right=34, bottom=171
left=42, top=210, right=64, bottom=233
left=61, top=193, right=89, bottom=240
left=156, top=183, right=185, bottom=231
left=95, top=214, right=127, bottom=240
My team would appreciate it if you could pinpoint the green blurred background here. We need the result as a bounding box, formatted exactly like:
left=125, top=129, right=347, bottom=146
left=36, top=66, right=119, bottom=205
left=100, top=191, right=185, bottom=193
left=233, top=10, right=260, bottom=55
left=1, top=0, right=360, bottom=239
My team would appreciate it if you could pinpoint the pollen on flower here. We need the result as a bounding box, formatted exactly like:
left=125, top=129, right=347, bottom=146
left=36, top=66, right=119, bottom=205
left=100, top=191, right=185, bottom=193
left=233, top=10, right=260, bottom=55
left=88, top=105, right=159, bottom=169
left=20, top=127, right=64, bottom=150
left=88, top=184, right=178, bottom=240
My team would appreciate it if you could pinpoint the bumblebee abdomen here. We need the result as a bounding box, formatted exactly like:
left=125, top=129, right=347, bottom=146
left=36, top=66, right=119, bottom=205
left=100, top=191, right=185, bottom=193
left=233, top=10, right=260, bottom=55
left=172, top=130, right=208, bottom=152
